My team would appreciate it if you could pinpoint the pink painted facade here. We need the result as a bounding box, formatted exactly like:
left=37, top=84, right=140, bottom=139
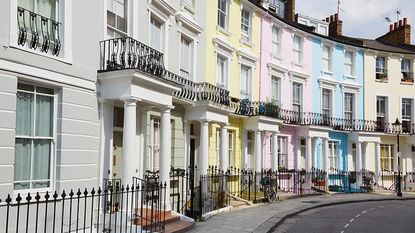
left=259, top=15, right=313, bottom=170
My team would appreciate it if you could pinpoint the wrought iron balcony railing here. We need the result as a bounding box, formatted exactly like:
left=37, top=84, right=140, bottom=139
left=280, top=109, right=415, bottom=134
left=17, top=7, right=62, bottom=56
left=234, top=99, right=281, bottom=119
left=99, top=37, right=231, bottom=106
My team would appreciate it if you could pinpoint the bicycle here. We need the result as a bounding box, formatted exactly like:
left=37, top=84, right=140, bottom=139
left=260, top=176, right=278, bottom=202
left=360, top=175, right=374, bottom=192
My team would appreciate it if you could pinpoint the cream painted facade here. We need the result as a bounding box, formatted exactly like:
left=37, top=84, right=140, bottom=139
left=364, top=51, right=415, bottom=174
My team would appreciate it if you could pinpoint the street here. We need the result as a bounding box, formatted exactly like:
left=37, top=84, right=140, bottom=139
left=273, top=200, right=415, bottom=233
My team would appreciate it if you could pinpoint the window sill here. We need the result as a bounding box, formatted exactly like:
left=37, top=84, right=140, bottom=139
left=321, top=70, right=334, bottom=75
left=271, top=54, right=283, bottom=62
left=216, top=25, right=232, bottom=37
left=292, top=62, right=303, bottom=68
left=240, top=39, right=254, bottom=48
left=343, top=75, right=356, bottom=80
left=375, top=79, right=388, bottom=83
left=10, top=44, right=72, bottom=65
left=180, top=1, right=197, bottom=16
left=400, top=81, right=414, bottom=85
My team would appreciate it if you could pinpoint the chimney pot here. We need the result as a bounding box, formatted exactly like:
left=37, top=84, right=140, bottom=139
left=326, top=17, right=330, bottom=22
left=389, top=24, right=393, bottom=31
left=335, top=13, right=339, bottom=21
left=394, top=22, right=398, bottom=30
left=404, top=17, right=408, bottom=25
left=330, top=15, right=334, bottom=22
left=399, top=19, right=403, bottom=27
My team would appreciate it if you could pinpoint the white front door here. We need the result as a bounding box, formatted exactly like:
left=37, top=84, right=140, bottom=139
left=148, top=117, right=160, bottom=172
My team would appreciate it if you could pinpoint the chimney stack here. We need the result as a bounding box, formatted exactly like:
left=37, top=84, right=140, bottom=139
left=326, top=13, right=343, bottom=37
left=285, top=0, right=295, bottom=22
left=378, top=17, right=411, bottom=45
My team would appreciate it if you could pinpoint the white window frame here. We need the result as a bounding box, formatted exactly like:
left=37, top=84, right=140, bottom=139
left=241, top=7, right=251, bottom=42
left=271, top=75, right=281, bottom=103
left=380, top=144, right=395, bottom=172
left=180, top=36, right=193, bottom=80
left=401, top=58, right=412, bottom=82
left=321, top=45, right=332, bottom=73
left=321, top=88, right=332, bottom=117
left=292, top=34, right=303, bottom=65
left=292, top=82, right=303, bottom=112
left=376, top=96, right=388, bottom=125
left=216, top=128, right=220, bottom=166
left=240, top=64, right=252, bottom=100
left=344, top=50, right=355, bottom=77
left=228, top=131, right=235, bottom=167
left=402, top=98, right=413, bottom=131
left=216, top=53, right=229, bottom=89
left=272, top=25, right=282, bottom=58
left=14, top=83, right=56, bottom=192
left=344, top=92, right=355, bottom=121
left=149, top=14, right=165, bottom=53
left=328, top=141, right=338, bottom=169
left=10, top=0, right=73, bottom=62
left=149, top=116, right=161, bottom=171
left=107, top=0, right=128, bottom=37
left=217, top=0, right=229, bottom=29
left=247, top=131, right=253, bottom=169
left=278, top=137, right=287, bottom=168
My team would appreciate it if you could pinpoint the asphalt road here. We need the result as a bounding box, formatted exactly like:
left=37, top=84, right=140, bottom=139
left=273, top=200, right=415, bottom=233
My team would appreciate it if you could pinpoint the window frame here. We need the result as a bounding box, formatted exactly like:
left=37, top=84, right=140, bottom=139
left=292, top=82, right=303, bottom=112
left=321, top=45, right=332, bottom=72
left=292, top=34, right=303, bottom=65
left=107, top=0, right=128, bottom=37
left=344, top=92, right=354, bottom=121
left=344, top=50, right=355, bottom=77
left=376, top=96, right=388, bottom=124
left=228, top=131, right=235, bottom=167
left=328, top=141, right=338, bottom=169
left=240, top=7, right=251, bottom=42
left=216, top=53, right=229, bottom=89
left=271, top=25, right=282, bottom=58
left=149, top=15, right=165, bottom=53
left=271, top=75, right=281, bottom=103
left=217, top=0, right=229, bottom=29
left=180, top=36, right=193, bottom=80
left=14, top=83, right=56, bottom=192
left=376, top=56, right=387, bottom=74
left=380, top=144, right=395, bottom=172
left=321, top=88, right=332, bottom=117
left=240, top=64, right=252, bottom=100
left=278, top=137, right=287, bottom=168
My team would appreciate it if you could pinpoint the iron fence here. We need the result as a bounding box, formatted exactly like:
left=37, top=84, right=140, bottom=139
left=0, top=181, right=167, bottom=233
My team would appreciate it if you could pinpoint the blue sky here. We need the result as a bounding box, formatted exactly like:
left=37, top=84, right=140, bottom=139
left=296, top=0, right=415, bottom=44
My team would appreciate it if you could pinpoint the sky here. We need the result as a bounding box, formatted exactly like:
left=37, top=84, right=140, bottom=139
left=296, top=0, right=415, bottom=44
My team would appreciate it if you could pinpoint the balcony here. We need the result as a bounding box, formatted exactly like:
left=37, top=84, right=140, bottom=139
left=17, top=7, right=62, bottom=56
left=375, top=68, right=388, bottom=81
left=401, top=71, right=414, bottom=83
left=234, top=99, right=281, bottom=119
left=280, top=110, right=415, bottom=134
left=99, top=37, right=230, bottom=106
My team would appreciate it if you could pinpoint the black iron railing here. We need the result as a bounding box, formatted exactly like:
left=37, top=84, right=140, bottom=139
left=17, top=7, right=62, bottom=56
left=280, top=109, right=415, bottom=134
left=327, top=168, right=375, bottom=193
left=0, top=182, right=166, bottom=233
left=234, top=99, right=281, bottom=119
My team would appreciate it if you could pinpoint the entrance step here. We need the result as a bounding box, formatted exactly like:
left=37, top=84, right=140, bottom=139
left=134, top=208, right=194, bottom=233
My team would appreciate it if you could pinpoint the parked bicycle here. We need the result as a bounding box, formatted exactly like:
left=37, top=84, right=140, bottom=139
left=260, top=176, right=278, bottom=202
left=360, top=173, right=374, bottom=192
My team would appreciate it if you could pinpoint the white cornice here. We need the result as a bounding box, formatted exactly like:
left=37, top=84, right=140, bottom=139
left=150, top=0, right=176, bottom=16
left=175, top=13, right=203, bottom=34
left=212, top=37, right=236, bottom=53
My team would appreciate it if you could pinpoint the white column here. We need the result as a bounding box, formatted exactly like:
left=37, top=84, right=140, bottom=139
left=140, top=107, right=149, bottom=178
left=323, top=138, right=329, bottom=171
left=100, top=101, right=114, bottom=185
left=160, top=106, right=172, bottom=209
left=255, top=130, right=263, bottom=172
left=306, top=137, right=313, bottom=171
left=407, top=145, right=413, bottom=173
left=183, top=120, right=190, bottom=169
left=200, top=120, right=209, bottom=175
left=242, top=130, right=248, bottom=169
left=122, top=99, right=138, bottom=185
left=220, top=124, right=229, bottom=171
left=356, top=142, right=362, bottom=171
left=375, top=142, right=381, bottom=181
left=272, top=132, right=278, bottom=171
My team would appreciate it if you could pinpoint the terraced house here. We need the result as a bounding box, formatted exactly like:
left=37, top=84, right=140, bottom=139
left=2, top=0, right=415, bottom=232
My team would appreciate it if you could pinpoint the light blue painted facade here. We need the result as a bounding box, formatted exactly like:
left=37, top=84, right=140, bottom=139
left=311, top=37, right=365, bottom=172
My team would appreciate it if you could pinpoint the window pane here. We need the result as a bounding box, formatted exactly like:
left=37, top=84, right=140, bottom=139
left=32, top=139, right=51, bottom=188
left=37, top=0, right=56, bottom=20
left=14, top=138, right=32, bottom=190
left=150, top=18, right=162, bottom=51
left=16, top=92, right=34, bottom=136
left=35, top=95, right=53, bottom=137
left=180, top=37, right=191, bottom=79
left=18, top=0, right=34, bottom=11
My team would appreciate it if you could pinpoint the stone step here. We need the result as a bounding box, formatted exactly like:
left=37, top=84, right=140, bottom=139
left=164, top=220, right=195, bottom=233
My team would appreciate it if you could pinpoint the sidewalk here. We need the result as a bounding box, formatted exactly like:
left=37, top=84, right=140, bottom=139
left=189, top=191, right=415, bottom=233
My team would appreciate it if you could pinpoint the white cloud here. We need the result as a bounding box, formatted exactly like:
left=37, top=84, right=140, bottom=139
left=296, top=0, right=415, bottom=43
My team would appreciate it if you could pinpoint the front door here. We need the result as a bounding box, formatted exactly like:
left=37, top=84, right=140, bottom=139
left=149, top=117, right=160, bottom=172
left=112, top=131, right=123, bottom=179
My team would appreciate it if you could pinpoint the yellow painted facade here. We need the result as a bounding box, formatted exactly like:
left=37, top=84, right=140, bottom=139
left=201, top=0, right=261, bottom=169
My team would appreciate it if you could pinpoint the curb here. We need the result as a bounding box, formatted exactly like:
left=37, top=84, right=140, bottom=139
left=261, top=196, right=415, bottom=233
